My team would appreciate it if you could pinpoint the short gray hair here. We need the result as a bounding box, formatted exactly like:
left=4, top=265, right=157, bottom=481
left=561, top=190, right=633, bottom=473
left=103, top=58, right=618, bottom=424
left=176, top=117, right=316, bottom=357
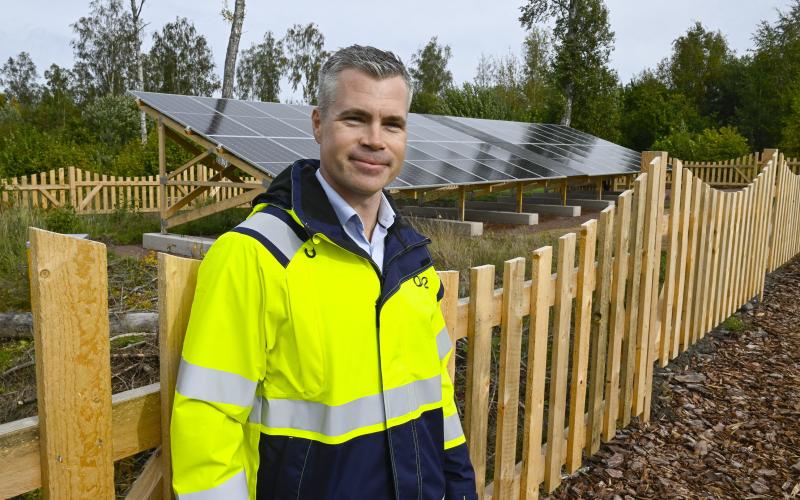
left=317, top=45, right=413, bottom=116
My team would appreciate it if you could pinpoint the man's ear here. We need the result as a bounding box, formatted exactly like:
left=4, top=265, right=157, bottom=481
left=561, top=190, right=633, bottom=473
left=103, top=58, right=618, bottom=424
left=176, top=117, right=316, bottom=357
left=311, top=107, right=322, bottom=144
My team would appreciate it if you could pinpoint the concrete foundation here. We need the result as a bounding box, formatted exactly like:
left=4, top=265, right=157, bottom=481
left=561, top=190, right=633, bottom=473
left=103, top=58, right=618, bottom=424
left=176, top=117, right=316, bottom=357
left=402, top=206, right=537, bottom=225
left=467, top=201, right=581, bottom=217
left=500, top=193, right=615, bottom=211
left=143, top=233, right=215, bottom=258
left=402, top=213, right=484, bottom=236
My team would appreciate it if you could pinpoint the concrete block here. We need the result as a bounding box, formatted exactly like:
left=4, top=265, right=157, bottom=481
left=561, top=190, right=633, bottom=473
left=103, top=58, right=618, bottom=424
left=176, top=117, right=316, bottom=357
left=467, top=200, right=581, bottom=217
left=402, top=206, right=537, bottom=225
left=402, top=213, right=483, bottom=236
left=526, top=196, right=612, bottom=211
left=143, top=233, right=216, bottom=258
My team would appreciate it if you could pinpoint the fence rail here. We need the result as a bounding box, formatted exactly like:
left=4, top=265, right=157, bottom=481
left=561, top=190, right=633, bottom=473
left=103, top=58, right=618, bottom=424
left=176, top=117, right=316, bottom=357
left=0, top=165, right=262, bottom=213
left=1, top=150, right=800, bottom=499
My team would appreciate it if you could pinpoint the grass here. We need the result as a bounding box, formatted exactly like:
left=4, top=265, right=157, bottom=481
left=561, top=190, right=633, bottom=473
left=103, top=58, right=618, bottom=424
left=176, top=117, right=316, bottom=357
left=410, top=216, right=582, bottom=296
left=0, top=204, right=251, bottom=313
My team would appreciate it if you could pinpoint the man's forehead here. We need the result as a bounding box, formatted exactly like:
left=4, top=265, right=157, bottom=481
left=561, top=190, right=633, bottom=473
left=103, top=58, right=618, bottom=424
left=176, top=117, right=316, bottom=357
left=330, top=69, right=409, bottom=112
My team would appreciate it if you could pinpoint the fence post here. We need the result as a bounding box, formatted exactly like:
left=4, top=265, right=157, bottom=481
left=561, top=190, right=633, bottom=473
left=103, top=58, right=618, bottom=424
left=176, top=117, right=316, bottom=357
left=158, top=253, right=202, bottom=499
left=68, top=166, right=77, bottom=208
left=29, top=228, right=114, bottom=497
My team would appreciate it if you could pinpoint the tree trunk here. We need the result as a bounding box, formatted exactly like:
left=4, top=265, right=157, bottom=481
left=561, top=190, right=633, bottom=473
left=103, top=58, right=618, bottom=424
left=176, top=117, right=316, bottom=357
left=222, top=0, right=246, bottom=99
left=130, top=0, right=147, bottom=144
left=560, top=0, right=578, bottom=127
left=561, top=81, right=573, bottom=127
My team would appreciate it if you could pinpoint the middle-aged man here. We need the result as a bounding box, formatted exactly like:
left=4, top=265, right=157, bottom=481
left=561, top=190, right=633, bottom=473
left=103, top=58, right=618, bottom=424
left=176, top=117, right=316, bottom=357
left=170, top=45, right=478, bottom=499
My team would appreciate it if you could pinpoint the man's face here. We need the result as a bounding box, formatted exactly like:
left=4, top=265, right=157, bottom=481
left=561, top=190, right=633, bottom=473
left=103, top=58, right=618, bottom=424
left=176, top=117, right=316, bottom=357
left=311, top=69, right=408, bottom=205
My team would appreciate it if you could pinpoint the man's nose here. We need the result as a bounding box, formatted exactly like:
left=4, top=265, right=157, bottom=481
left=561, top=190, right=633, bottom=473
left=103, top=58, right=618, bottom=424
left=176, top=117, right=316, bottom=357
left=360, top=122, right=385, bottom=150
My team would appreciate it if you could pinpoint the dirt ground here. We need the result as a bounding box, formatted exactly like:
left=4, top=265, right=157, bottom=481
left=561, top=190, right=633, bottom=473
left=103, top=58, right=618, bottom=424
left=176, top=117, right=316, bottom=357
left=544, top=256, right=800, bottom=499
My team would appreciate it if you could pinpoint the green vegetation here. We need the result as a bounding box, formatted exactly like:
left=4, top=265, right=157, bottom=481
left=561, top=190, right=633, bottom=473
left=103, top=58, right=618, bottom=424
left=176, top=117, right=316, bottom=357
left=722, top=316, right=745, bottom=332
left=0, top=204, right=250, bottom=312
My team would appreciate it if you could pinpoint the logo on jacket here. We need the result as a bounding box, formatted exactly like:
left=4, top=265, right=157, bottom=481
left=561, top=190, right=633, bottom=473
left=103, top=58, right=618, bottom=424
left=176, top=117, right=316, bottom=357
left=413, top=275, right=429, bottom=289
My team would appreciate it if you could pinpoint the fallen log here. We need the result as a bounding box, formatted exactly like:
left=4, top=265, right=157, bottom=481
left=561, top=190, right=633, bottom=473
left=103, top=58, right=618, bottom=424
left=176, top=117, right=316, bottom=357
left=0, top=312, right=158, bottom=339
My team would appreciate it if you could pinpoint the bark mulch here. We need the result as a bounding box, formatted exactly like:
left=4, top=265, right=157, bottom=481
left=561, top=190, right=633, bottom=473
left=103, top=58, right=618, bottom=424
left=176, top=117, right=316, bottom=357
left=545, top=255, right=800, bottom=499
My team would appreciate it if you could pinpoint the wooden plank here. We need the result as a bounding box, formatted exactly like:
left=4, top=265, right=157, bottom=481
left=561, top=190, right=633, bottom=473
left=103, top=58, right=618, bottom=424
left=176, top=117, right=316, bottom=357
left=643, top=156, right=667, bottom=421
left=158, top=253, right=201, bottom=499
left=567, top=219, right=597, bottom=471
left=438, top=271, right=460, bottom=381
left=727, top=191, right=743, bottom=315
left=716, top=193, right=733, bottom=323
left=671, top=169, right=692, bottom=359
left=660, top=161, right=683, bottom=366
left=690, top=184, right=711, bottom=344
left=159, top=119, right=167, bottom=228
left=706, top=189, right=724, bottom=333
left=698, top=188, right=719, bottom=339
left=519, top=247, right=554, bottom=500
left=164, top=188, right=259, bottom=229
left=78, top=183, right=104, bottom=211
left=586, top=206, right=614, bottom=454
left=545, top=233, right=576, bottom=493
left=632, top=158, right=660, bottom=417
left=758, top=163, right=777, bottom=300
left=620, top=175, right=646, bottom=427
left=493, top=257, right=526, bottom=499
left=29, top=229, right=115, bottom=498
left=603, top=191, right=631, bottom=441
left=745, top=176, right=763, bottom=303
left=125, top=449, right=163, bottom=500
left=464, top=265, right=495, bottom=498
left=739, top=185, right=755, bottom=307
left=0, top=384, right=161, bottom=499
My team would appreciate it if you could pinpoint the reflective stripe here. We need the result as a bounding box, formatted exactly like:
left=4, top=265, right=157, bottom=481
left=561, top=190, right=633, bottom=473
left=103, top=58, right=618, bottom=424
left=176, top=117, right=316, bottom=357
left=177, top=469, right=248, bottom=500
left=443, top=412, right=464, bottom=443
left=436, top=327, right=452, bottom=360
left=176, top=358, right=257, bottom=408
left=236, top=211, right=305, bottom=262
left=256, top=375, right=442, bottom=437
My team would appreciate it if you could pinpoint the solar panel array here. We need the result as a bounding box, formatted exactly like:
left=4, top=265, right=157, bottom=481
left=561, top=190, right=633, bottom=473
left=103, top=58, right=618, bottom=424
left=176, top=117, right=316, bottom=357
left=132, top=91, right=640, bottom=190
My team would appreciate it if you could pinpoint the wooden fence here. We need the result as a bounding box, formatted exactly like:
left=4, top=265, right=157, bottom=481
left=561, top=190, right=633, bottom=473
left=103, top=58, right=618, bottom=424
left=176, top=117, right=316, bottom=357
left=682, top=150, right=800, bottom=187
left=0, top=165, right=261, bottom=213
left=2, top=151, right=800, bottom=499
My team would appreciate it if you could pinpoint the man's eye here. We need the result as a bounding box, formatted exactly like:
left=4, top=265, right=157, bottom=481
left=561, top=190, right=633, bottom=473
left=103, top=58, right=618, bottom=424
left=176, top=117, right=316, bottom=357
left=343, top=116, right=363, bottom=124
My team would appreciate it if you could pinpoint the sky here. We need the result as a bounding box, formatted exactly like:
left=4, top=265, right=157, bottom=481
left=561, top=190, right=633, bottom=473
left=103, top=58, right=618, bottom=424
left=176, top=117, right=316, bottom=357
left=0, top=0, right=796, bottom=100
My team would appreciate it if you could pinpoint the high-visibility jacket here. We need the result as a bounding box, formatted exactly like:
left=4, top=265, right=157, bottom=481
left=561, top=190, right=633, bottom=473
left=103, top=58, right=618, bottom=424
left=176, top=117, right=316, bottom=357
left=171, top=159, right=477, bottom=499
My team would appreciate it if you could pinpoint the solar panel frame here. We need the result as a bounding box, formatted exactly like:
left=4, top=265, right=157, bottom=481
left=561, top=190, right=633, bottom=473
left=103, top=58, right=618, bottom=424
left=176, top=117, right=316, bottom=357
left=131, top=90, right=641, bottom=190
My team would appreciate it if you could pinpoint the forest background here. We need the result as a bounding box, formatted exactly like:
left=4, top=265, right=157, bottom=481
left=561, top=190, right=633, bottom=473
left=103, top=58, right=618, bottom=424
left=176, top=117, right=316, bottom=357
left=2, top=0, right=800, bottom=180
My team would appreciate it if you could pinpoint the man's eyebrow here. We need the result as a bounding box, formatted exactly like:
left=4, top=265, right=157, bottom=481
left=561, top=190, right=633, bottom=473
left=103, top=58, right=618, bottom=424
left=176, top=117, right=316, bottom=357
left=336, top=108, right=371, bottom=118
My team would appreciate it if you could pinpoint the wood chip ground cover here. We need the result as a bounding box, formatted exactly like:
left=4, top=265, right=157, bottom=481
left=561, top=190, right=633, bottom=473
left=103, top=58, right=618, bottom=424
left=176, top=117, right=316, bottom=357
left=544, top=256, right=800, bottom=499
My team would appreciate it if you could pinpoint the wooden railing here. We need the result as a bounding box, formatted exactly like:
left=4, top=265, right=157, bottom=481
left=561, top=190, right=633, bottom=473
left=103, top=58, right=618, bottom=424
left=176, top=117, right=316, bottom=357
left=681, top=151, right=800, bottom=187
left=2, top=151, right=800, bottom=499
left=0, top=165, right=261, bottom=213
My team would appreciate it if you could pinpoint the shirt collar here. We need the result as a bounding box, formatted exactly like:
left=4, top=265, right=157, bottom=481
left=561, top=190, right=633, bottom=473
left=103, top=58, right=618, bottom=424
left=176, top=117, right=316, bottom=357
left=315, top=168, right=396, bottom=232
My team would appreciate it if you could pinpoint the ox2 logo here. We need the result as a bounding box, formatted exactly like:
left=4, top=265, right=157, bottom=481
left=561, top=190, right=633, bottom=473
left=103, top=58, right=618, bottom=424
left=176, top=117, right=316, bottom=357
left=413, top=275, right=429, bottom=289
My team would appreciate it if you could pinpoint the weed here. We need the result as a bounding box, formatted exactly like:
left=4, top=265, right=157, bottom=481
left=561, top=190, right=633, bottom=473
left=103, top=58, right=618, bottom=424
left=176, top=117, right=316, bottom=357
left=722, top=316, right=745, bottom=332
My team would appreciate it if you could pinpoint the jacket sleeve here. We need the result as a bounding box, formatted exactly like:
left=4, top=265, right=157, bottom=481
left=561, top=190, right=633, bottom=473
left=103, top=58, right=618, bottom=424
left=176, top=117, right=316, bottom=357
left=170, top=232, right=269, bottom=499
left=434, top=275, right=479, bottom=500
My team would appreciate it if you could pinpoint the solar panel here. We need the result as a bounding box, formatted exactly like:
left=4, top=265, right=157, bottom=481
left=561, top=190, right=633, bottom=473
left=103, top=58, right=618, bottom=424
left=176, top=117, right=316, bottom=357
left=131, top=91, right=640, bottom=189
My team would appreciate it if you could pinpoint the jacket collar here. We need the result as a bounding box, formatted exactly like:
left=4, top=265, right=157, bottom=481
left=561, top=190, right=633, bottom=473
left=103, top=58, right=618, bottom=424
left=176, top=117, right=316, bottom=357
left=252, top=159, right=429, bottom=258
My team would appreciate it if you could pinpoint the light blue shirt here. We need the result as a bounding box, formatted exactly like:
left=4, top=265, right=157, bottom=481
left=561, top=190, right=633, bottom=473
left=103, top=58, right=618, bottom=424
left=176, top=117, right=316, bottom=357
left=315, top=168, right=396, bottom=273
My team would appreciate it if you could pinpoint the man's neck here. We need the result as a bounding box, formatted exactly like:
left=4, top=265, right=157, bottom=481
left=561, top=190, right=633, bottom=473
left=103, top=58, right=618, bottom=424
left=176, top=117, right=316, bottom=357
left=319, top=169, right=382, bottom=240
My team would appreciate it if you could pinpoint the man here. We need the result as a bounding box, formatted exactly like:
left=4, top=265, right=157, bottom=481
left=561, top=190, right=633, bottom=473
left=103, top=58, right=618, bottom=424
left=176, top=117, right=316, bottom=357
left=170, top=45, right=477, bottom=499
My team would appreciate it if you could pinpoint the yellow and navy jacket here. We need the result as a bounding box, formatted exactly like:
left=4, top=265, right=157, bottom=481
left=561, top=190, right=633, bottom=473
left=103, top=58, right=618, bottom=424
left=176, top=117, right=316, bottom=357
left=171, top=160, right=477, bottom=499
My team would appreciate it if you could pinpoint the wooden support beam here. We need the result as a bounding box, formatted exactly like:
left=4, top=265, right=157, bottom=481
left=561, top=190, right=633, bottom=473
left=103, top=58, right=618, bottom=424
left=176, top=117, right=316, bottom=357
left=561, top=181, right=568, bottom=206
left=457, top=186, right=466, bottom=221
left=515, top=184, right=524, bottom=213
left=165, top=188, right=260, bottom=229
left=158, top=119, right=167, bottom=233
left=168, top=151, right=212, bottom=180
